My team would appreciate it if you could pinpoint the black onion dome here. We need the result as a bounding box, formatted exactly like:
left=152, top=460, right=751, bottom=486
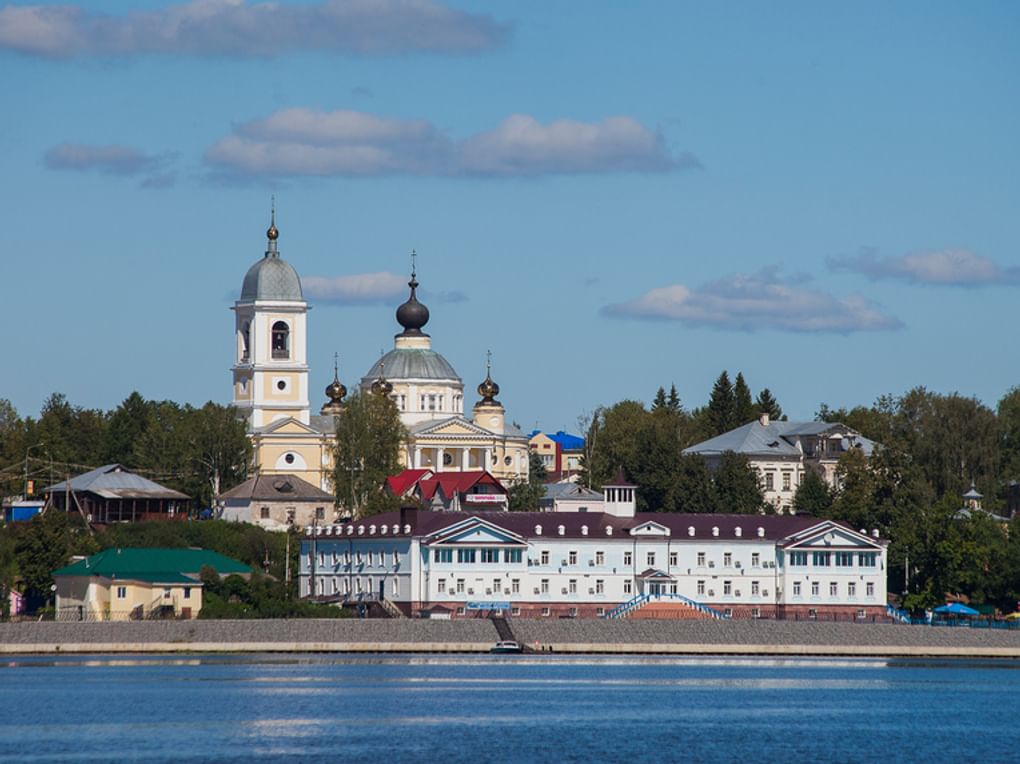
left=371, top=376, right=393, bottom=396
left=396, top=273, right=430, bottom=336
left=325, top=375, right=347, bottom=404
left=477, top=373, right=500, bottom=405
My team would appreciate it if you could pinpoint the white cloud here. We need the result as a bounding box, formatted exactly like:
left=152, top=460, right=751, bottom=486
left=603, top=269, right=901, bottom=333
left=205, top=109, right=690, bottom=179
left=0, top=0, right=508, bottom=58
left=44, top=142, right=177, bottom=187
left=829, top=248, right=1020, bottom=287
left=303, top=272, right=408, bottom=305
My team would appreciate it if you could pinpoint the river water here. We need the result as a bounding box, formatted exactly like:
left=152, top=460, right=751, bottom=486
left=0, top=654, right=1015, bottom=762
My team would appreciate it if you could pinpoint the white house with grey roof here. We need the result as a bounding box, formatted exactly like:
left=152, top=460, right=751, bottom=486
left=684, top=414, right=876, bottom=512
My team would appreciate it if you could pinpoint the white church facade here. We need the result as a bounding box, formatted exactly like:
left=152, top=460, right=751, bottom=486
left=230, top=213, right=529, bottom=505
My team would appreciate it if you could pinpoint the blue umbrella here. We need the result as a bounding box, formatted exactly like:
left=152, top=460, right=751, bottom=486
left=934, top=602, right=980, bottom=616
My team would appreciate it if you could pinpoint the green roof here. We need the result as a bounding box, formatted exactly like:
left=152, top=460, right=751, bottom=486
left=53, top=547, right=252, bottom=582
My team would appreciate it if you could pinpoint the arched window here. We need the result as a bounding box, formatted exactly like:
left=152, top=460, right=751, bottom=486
left=241, top=321, right=251, bottom=361
left=271, top=321, right=290, bottom=359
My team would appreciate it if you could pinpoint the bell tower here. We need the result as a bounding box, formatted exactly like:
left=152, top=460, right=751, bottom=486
left=232, top=207, right=310, bottom=429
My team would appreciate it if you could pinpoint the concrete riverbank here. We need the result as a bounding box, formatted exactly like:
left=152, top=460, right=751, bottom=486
left=2, top=619, right=1020, bottom=657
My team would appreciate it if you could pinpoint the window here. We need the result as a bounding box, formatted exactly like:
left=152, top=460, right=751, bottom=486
left=434, top=549, right=452, bottom=563
left=356, top=578, right=363, bottom=594
left=829, top=582, right=838, bottom=597
left=811, top=582, right=820, bottom=597
left=511, top=607, right=521, bottom=617
left=812, top=551, right=830, bottom=567
left=790, top=551, right=808, bottom=566
left=504, top=549, right=522, bottom=564
left=115, top=586, right=128, bottom=600
left=835, top=552, right=853, bottom=567
left=793, top=581, right=801, bottom=597
left=437, top=578, right=446, bottom=593
left=782, top=472, right=792, bottom=491
left=318, top=551, right=325, bottom=567
left=456, top=579, right=465, bottom=593
left=260, top=506, right=270, bottom=519
left=669, top=551, right=678, bottom=566
left=344, top=551, right=352, bottom=565
left=623, top=580, right=633, bottom=594
left=481, top=549, right=499, bottom=563
left=331, top=551, right=339, bottom=566
left=751, top=552, right=760, bottom=568
left=183, top=587, right=191, bottom=599
left=512, top=579, right=521, bottom=594
left=356, top=551, right=363, bottom=565
left=315, top=507, right=325, bottom=520
left=569, top=579, right=577, bottom=594
left=857, top=608, right=866, bottom=619
left=848, top=582, right=857, bottom=598
left=858, top=552, right=877, bottom=567
left=457, top=549, right=476, bottom=564
left=367, top=551, right=374, bottom=567
left=697, top=580, right=705, bottom=596
left=541, top=579, right=549, bottom=594
left=866, top=582, right=875, bottom=597
left=669, top=583, right=678, bottom=594
left=595, top=550, right=605, bottom=566
left=723, top=581, right=732, bottom=596
left=764, top=472, right=774, bottom=491
left=723, top=552, right=732, bottom=567
left=595, top=579, right=604, bottom=595
left=342, top=578, right=350, bottom=594
left=456, top=607, right=465, bottom=615
left=568, top=550, right=578, bottom=565
left=540, top=550, right=550, bottom=565
left=751, top=581, right=760, bottom=596
left=392, top=578, right=398, bottom=595
left=493, top=578, right=502, bottom=593
left=596, top=607, right=605, bottom=616
left=751, top=607, right=761, bottom=618
left=330, top=578, right=337, bottom=594
left=392, top=551, right=400, bottom=567
left=541, top=607, right=551, bottom=617
left=646, top=552, right=656, bottom=566
left=623, top=551, right=633, bottom=566
left=697, top=551, right=706, bottom=567
left=271, top=321, right=290, bottom=359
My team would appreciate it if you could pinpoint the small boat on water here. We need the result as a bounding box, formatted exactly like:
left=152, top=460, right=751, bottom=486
left=490, top=640, right=522, bottom=654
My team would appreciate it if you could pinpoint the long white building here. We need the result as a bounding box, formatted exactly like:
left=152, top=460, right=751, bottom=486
left=298, top=487, right=889, bottom=620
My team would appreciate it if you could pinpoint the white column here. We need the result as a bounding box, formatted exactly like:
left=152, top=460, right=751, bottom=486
left=484, top=448, right=492, bottom=470
left=436, top=448, right=445, bottom=472
left=414, top=447, right=422, bottom=469
left=461, top=448, right=469, bottom=470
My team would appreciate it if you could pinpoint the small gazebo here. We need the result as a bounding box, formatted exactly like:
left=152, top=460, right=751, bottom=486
left=45, top=464, right=190, bottom=523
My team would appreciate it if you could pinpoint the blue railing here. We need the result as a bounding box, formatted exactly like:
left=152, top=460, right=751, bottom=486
left=885, top=603, right=912, bottom=624
left=604, top=592, right=730, bottom=620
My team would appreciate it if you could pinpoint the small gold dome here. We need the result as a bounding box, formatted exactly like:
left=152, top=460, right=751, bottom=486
left=371, top=376, right=393, bottom=396
left=325, top=377, right=347, bottom=404
left=267, top=222, right=279, bottom=241
left=477, top=374, right=500, bottom=405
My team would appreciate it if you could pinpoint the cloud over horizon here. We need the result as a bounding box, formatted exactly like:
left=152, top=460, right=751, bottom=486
left=0, top=0, right=509, bottom=59
left=303, top=271, right=466, bottom=306
left=829, top=248, right=1020, bottom=287
left=44, top=142, right=177, bottom=187
left=205, top=108, right=691, bottom=179
left=603, top=268, right=902, bottom=334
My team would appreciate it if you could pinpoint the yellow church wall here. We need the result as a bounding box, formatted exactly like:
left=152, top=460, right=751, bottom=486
left=265, top=371, right=302, bottom=402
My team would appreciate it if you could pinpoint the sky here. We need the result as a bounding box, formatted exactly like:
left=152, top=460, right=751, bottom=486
left=3, top=0, right=1019, bottom=433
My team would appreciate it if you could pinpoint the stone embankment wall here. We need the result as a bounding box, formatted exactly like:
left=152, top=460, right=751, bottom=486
left=1, top=619, right=1019, bottom=657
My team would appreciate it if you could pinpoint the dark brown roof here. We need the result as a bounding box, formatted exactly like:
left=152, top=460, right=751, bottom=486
left=220, top=474, right=334, bottom=502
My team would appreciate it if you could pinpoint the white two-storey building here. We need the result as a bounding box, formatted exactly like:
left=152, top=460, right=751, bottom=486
left=299, top=487, right=889, bottom=620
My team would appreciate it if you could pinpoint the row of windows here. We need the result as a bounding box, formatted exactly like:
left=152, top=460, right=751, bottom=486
left=531, top=550, right=770, bottom=568
left=762, top=471, right=796, bottom=492
left=438, top=577, right=523, bottom=595
left=789, top=551, right=878, bottom=568
left=314, top=550, right=401, bottom=568
left=433, top=548, right=523, bottom=564
left=791, top=580, right=876, bottom=598
left=115, top=586, right=192, bottom=600
left=694, top=580, right=770, bottom=597
left=313, top=576, right=400, bottom=597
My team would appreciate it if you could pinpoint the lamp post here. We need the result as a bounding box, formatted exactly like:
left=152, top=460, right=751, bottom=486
left=24, top=443, right=46, bottom=499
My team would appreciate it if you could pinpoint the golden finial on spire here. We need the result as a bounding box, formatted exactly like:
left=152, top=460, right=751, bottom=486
left=266, top=196, right=279, bottom=242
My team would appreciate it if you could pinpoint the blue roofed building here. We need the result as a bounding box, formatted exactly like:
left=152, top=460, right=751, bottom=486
left=684, top=414, right=876, bottom=513
left=529, top=430, right=586, bottom=481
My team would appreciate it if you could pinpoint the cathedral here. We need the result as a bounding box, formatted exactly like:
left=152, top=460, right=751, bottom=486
left=230, top=212, right=530, bottom=502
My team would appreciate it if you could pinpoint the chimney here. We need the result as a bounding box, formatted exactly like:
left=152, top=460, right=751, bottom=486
left=759, top=413, right=770, bottom=427
left=399, top=505, right=418, bottom=532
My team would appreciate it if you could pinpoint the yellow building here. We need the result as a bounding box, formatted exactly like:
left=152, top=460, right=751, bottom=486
left=53, top=548, right=251, bottom=621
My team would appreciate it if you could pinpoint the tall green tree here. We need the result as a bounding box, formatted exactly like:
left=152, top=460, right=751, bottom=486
left=651, top=387, right=668, bottom=411
left=707, top=371, right=735, bottom=436
left=508, top=451, right=547, bottom=511
left=104, top=392, right=153, bottom=466
left=792, top=470, right=833, bottom=517
left=332, top=390, right=407, bottom=518
left=733, top=373, right=756, bottom=425
left=755, top=388, right=783, bottom=421
left=667, top=384, right=682, bottom=413
left=186, top=402, right=252, bottom=505
left=713, top=451, right=766, bottom=514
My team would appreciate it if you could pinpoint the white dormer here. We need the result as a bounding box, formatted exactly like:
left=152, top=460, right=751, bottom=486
left=603, top=472, right=637, bottom=518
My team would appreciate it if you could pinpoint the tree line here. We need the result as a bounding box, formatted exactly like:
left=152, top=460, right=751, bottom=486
left=0, top=392, right=251, bottom=507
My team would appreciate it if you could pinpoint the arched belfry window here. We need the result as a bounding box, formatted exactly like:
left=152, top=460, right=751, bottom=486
left=241, top=321, right=251, bottom=362
left=271, top=321, right=290, bottom=359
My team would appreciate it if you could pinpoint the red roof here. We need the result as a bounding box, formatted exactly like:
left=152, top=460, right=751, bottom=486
left=420, top=471, right=505, bottom=501
left=385, top=469, right=433, bottom=496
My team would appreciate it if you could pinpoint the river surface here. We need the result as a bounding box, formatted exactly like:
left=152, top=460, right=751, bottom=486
left=0, top=654, right=1016, bottom=762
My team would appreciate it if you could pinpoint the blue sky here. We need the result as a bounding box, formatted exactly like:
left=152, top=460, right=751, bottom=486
left=4, top=1, right=1019, bottom=432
